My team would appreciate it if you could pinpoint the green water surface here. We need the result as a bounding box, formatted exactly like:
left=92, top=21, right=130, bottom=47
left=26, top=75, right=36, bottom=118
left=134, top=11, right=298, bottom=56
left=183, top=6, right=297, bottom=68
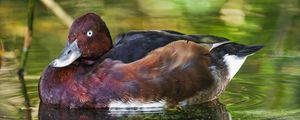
left=0, top=0, right=300, bottom=119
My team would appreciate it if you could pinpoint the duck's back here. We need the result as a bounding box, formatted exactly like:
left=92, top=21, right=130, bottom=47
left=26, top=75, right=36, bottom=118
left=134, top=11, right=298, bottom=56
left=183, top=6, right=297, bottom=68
left=105, top=30, right=228, bottom=63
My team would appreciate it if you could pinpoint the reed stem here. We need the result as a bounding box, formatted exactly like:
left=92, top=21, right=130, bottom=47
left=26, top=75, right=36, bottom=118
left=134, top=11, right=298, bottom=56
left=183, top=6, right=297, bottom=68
left=0, top=40, right=3, bottom=69
left=18, top=0, right=36, bottom=109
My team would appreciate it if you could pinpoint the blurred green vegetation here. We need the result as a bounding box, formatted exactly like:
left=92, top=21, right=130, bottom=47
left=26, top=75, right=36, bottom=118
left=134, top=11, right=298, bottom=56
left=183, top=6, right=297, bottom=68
left=0, top=0, right=300, bottom=119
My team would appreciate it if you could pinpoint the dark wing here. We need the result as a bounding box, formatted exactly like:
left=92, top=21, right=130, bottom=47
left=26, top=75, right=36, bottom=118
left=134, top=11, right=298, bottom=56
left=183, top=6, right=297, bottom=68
left=105, top=30, right=229, bottom=63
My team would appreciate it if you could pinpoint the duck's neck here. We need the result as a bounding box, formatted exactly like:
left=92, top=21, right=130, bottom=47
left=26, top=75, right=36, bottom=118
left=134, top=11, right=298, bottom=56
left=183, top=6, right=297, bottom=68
left=99, top=32, right=113, bottom=56
left=101, top=23, right=113, bottom=51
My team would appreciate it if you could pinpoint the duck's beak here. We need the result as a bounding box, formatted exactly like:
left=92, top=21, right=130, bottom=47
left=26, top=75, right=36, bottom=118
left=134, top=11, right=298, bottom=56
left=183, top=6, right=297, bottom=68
left=50, top=40, right=81, bottom=67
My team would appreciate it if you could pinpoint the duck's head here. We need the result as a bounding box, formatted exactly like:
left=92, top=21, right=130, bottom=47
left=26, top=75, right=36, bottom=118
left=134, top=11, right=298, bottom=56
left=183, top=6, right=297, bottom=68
left=210, top=42, right=263, bottom=80
left=50, top=13, right=112, bottom=67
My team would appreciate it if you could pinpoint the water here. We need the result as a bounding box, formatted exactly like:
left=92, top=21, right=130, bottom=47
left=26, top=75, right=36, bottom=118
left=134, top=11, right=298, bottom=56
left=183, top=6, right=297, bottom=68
left=0, top=0, right=300, bottom=119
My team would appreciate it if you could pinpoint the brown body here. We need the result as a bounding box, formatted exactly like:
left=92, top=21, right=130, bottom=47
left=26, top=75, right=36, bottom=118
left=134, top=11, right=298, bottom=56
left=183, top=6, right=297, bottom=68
left=40, top=41, right=215, bottom=108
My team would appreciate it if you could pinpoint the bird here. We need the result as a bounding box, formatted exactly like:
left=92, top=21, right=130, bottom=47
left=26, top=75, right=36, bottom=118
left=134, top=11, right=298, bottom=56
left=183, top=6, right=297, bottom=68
left=39, top=13, right=263, bottom=109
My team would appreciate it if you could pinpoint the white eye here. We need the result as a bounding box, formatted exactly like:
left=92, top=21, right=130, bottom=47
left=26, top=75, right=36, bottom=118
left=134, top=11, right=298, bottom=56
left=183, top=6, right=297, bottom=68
left=86, top=30, right=93, bottom=37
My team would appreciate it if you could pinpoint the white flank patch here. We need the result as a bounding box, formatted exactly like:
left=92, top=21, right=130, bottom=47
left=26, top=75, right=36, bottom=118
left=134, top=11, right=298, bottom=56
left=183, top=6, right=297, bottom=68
left=108, top=100, right=166, bottom=113
left=223, top=54, right=247, bottom=80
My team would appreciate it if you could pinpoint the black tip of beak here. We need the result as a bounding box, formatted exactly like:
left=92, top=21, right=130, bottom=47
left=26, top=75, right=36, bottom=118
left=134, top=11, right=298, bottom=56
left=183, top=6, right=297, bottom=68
left=238, top=45, right=264, bottom=56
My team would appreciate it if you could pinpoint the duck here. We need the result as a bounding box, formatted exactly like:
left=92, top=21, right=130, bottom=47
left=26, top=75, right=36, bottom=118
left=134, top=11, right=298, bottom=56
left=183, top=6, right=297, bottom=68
left=39, top=13, right=263, bottom=109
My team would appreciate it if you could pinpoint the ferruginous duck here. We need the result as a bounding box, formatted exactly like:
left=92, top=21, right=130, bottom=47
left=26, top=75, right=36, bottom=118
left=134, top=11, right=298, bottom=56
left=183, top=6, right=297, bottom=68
left=39, top=13, right=263, bottom=109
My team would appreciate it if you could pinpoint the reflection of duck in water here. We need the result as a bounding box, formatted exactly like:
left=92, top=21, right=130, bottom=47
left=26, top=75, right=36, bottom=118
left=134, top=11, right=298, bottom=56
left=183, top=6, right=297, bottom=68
left=38, top=100, right=231, bottom=120
left=39, top=13, right=263, bottom=109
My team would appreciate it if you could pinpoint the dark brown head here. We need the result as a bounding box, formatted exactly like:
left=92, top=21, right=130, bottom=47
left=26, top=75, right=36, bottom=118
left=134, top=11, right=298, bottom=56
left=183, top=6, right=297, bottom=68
left=50, top=13, right=113, bottom=67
